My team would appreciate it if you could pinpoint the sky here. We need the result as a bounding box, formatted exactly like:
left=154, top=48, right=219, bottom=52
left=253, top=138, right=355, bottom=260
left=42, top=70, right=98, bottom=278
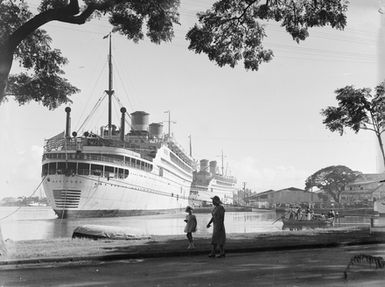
left=0, top=0, right=383, bottom=199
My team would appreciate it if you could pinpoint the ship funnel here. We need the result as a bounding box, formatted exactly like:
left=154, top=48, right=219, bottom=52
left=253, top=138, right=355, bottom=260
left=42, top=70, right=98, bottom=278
left=149, top=123, right=163, bottom=139
left=130, top=111, right=149, bottom=132
left=209, top=161, right=217, bottom=175
left=200, top=159, right=209, bottom=173
left=120, top=107, right=126, bottom=141
left=65, top=107, right=71, bottom=138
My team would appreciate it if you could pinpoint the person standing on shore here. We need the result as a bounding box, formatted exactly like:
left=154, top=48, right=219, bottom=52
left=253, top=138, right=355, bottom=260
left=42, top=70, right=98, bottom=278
left=184, top=206, right=197, bottom=249
left=207, top=196, right=226, bottom=258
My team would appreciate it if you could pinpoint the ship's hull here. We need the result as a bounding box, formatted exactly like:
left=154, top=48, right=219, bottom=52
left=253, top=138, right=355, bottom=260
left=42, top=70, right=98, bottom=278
left=53, top=208, right=182, bottom=218
left=43, top=172, right=190, bottom=218
left=189, top=181, right=236, bottom=207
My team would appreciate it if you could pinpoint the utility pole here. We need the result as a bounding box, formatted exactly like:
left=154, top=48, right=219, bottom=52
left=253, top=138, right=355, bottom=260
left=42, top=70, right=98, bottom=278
left=243, top=182, right=247, bottom=204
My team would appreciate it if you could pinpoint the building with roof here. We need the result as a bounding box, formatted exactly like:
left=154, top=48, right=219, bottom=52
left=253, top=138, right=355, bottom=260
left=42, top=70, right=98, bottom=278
left=248, top=187, right=323, bottom=209
left=340, top=173, right=385, bottom=208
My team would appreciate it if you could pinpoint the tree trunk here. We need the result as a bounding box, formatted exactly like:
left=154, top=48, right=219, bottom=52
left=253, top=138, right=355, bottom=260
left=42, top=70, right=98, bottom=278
left=0, top=225, right=6, bottom=256
left=376, top=132, right=385, bottom=170
left=0, top=1, right=96, bottom=99
left=0, top=42, right=13, bottom=101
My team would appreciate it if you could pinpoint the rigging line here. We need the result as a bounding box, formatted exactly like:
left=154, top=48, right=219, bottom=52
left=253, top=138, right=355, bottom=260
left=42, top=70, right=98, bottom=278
left=76, top=92, right=107, bottom=133
left=107, top=94, right=136, bottom=137
left=74, top=61, right=108, bottom=129
left=112, top=92, right=133, bottom=120
left=111, top=56, right=135, bottom=111
left=0, top=176, right=47, bottom=222
left=77, top=92, right=106, bottom=133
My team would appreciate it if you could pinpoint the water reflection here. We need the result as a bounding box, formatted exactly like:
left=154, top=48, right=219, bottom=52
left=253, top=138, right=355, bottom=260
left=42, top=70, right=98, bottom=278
left=0, top=207, right=380, bottom=241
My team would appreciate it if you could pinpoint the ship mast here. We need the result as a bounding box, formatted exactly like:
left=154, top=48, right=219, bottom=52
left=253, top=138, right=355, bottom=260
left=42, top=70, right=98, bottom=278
left=164, top=110, right=176, bottom=139
left=221, top=150, right=224, bottom=175
left=105, top=33, right=114, bottom=137
left=189, top=135, right=192, bottom=157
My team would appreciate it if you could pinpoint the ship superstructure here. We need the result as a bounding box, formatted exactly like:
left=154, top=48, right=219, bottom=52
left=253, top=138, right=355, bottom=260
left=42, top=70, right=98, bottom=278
left=189, top=159, right=237, bottom=207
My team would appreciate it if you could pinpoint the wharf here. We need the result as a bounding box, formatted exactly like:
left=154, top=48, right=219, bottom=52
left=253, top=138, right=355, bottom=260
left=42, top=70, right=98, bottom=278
left=1, top=226, right=384, bottom=268
left=274, top=207, right=376, bottom=216
left=193, top=205, right=252, bottom=213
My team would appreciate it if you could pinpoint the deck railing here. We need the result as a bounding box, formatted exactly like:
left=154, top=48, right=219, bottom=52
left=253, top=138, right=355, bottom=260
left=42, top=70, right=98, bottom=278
left=44, top=136, right=145, bottom=152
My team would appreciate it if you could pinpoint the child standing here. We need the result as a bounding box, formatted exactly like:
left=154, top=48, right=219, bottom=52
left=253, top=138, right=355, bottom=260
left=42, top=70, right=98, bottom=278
left=184, top=206, right=197, bottom=249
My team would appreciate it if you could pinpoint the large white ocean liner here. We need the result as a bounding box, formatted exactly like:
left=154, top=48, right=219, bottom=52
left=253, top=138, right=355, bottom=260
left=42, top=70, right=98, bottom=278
left=41, top=35, right=195, bottom=218
left=189, top=159, right=237, bottom=207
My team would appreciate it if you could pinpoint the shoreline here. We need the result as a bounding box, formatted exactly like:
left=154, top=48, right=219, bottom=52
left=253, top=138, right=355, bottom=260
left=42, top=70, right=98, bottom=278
left=2, top=226, right=384, bottom=267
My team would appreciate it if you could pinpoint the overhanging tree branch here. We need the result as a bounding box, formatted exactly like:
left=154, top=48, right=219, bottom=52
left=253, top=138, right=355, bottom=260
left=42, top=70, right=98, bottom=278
left=360, top=126, right=377, bottom=133
left=9, top=2, right=80, bottom=50
left=56, top=4, right=97, bottom=25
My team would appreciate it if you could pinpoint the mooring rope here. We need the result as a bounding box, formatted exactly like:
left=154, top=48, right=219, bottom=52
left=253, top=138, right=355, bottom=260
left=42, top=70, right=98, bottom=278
left=0, top=176, right=47, bottom=222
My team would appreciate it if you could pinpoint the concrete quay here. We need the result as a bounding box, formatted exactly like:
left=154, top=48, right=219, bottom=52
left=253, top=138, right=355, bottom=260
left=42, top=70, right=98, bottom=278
left=1, top=226, right=384, bottom=268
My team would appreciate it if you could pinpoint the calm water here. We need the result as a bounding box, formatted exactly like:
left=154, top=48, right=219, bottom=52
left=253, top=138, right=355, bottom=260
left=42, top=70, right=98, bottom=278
left=0, top=206, right=378, bottom=241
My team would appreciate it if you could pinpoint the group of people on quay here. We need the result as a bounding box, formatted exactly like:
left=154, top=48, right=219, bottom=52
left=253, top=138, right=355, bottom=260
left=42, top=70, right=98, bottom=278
left=183, top=195, right=226, bottom=258
left=286, top=205, right=338, bottom=221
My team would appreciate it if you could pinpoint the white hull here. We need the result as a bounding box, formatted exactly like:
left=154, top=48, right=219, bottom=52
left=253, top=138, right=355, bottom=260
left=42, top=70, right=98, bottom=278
left=190, top=180, right=235, bottom=207
left=42, top=143, right=193, bottom=218
left=43, top=174, right=189, bottom=217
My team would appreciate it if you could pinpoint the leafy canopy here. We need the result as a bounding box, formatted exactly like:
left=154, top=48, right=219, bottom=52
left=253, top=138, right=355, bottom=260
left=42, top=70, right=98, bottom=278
left=0, top=0, right=180, bottom=109
left=322, top=83, right=385, bottom=135
left=321, top=82, right=385, bottom=168
left=186, top=0, right=348, bottom=71
left=1, top=0, right=349, bottom=109
left=305, top=165, right=360, bottom=203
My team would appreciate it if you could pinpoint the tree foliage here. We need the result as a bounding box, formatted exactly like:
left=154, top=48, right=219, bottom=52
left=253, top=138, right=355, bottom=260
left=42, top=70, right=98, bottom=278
left=305, top=165, right=361, bottom=203
left=0, top=0, right=180, bottom=108
left=1, top=0, right=349, bottom=109
left=186, top=0, right=348, bottom=71
left=321, top=82, right=385, bottom=169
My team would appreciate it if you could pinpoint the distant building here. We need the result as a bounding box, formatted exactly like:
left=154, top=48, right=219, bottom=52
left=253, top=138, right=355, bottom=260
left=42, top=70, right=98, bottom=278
left=0, top=197, right=19, bottom=206
left=248, top=187, right=323, bottom=209
left=340, top=173, right=385, bottom=207
left=234, top=188, right=253, bottom=205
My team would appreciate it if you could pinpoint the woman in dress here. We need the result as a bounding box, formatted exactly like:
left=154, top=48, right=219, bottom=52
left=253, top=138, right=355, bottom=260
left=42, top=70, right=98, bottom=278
left=206, top=195, right=226, bottom=258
